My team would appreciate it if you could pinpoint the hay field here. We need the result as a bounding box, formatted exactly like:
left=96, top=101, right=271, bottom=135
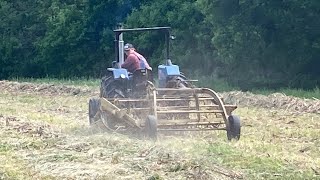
left=0, top=80, right=319, bottom=180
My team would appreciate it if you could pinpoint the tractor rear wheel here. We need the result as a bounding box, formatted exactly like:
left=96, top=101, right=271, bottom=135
left=145, top=115, right=158, bottom=140
left=100, top=75, right=125, bottom=98
left=227, top=115, right=241, bottom=141
left=88, top=98, right=100, bottom=125
left=166, top=76, right=191, bottom=88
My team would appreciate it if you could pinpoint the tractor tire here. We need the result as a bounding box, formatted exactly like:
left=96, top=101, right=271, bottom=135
left=88, top=98, right=100, bottom=125
left=177, top=79, right=187, bottom=88
left=145, top=115, right=158, bottom=140
left=100, top=76, right=125, bottom=98
left=166, top=76, right=190, bottom=88
left=227, top=115, right=241, bottom=141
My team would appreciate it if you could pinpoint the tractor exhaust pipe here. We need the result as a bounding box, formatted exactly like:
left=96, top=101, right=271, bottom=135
left=115, top=23, right=125, bottom=66
left=119, top=26, right=124, bottom=65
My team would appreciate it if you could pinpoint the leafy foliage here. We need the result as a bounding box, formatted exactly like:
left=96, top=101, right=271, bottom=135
left=0, top=0, right=319, bottom=89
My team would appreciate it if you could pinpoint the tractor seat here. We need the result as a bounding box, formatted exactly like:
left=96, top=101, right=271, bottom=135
left=132, top=69, right=153, bottom=82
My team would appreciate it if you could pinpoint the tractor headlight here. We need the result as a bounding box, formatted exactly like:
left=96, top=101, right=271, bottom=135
left=120, top=74, right=126, bottom=79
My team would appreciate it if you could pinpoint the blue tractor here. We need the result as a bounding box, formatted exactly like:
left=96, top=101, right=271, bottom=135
left=89, top=27, right=241, bottom=140
left=99, top=27, right=193, bottom=99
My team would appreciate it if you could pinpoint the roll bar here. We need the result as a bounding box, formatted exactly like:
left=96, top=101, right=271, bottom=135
left=113, top=27, right=172, bottom=65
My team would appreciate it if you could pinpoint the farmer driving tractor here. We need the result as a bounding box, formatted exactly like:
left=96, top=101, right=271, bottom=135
left=121, top=43, right=152, bottom=73
left=89, top=27, right=241, bottom=141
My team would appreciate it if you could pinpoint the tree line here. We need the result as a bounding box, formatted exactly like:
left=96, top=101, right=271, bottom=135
left=0, top=0, right=319, bottom=89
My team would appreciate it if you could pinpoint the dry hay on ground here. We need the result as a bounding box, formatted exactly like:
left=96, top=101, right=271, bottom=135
left=0, top=115, right=62, bottom=141
left=0, top=80, right=318, bottom=179
left=0, top=80, right=96, bottom=96
left=0, top=114, right=240, bottom=180
left=221, top=91, right=320, bottom=114
left=0, top=80, right=319, bottom=114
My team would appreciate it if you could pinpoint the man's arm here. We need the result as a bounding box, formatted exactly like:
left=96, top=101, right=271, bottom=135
left=121, top=55, right=136, bottom=69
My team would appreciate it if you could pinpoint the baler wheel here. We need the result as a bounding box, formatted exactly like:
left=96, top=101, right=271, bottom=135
left=145, top=115, right=158, bottom=140
left=227, top=115, right=241, bottom=141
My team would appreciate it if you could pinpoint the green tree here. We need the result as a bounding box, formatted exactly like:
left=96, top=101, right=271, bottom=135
left=0, top=0, right=48, bottom=78
left=197, top=0, right=320, bottom=88
left=125, top=0, right=216, bottom=74
left=0, top=0, right=318, bottom=89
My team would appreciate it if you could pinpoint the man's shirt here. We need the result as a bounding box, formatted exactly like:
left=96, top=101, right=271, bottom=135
left=121, top=51, right=152, bottom=73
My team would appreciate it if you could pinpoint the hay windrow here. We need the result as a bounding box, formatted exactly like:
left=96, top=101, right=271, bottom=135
left=0, top=80, right=97, bottom=96
left=1, top=80, right=319, bottom=113
left=220, top=91, right=320, bottom=114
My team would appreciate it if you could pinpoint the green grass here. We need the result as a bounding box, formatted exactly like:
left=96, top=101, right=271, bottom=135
left=0, top=143, right=13, bottom=153
left=194, top=75, right=239, bottom=92
left=205, top=142, right=315, bottom=179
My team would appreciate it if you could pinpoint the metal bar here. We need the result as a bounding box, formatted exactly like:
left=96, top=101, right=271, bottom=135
left=113, top=104, right=236, bottom=110
left=100, top=98, right=138, bottom=128
left=119, top=28, right=124, bottom=65
left=184, top=80, right=198, bottom=82
left=109, top=97, right=221, bottom=102
left=157, top=105, right=237, bottom=109
left=156, top=107, right=219, bottom=110
left=113, top=27, right=171, bottom=33
left=111, top=102, right=236, bottom=114
left=157, top=128, right=226, bottom=131
left=157, top=98, right=194, bottom=102
left=155, top=98, right=218, bottom=102
left=157, top=121, right=223, bottom=126
left=107, top=98, right=151, bottom=102
left=156, top=88, right=199, bottom=92
left=194, top=93, right=201, bottom=122
left=157, top=110, right=224, bottom=114
left=156, top=106, right=204, bottom=110
left=153, top=89, right=157, bottom=118
left=199, top=88, right=231, bottom=127
left=115, top=33, right=120, bottom=63
left=123, top=105, right=236, bottom=112
left=125, top=107, right=151, bottom=111
left=199, top=105, right=236, bottom=108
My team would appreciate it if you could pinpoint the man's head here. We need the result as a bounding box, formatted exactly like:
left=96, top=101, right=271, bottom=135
left=124, top=43, right=135, bottom=51
left=124, top=43, right=135, bottom=56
